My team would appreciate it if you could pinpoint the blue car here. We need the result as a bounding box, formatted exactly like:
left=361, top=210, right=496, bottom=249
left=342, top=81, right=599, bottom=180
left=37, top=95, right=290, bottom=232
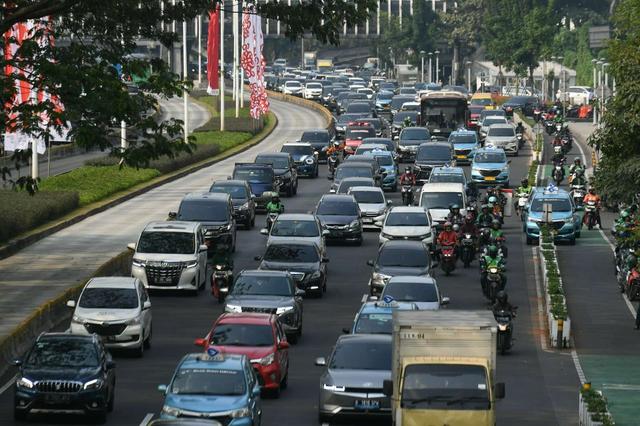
left=471, top=147, right=510, bottom=187
left=232, top=163, right=281, bottom=212
left=523, top=187, right=582, bottom=245
left=348, top=295, right=418, bottom=334
left=364, top=149, right=398, bottom=191
left=280, top=142, right=319, bottom=178
left=159, top=351, right=261, bottom=425
left=448, top=129, right=480, bottom=164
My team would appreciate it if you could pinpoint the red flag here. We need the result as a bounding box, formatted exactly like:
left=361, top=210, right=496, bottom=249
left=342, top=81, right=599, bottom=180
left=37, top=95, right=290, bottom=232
left=207, top=6, right=220, bottom=95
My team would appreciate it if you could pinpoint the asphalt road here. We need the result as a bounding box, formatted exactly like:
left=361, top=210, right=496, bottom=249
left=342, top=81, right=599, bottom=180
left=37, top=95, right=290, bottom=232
left=0, top=122, right=581, bottom=425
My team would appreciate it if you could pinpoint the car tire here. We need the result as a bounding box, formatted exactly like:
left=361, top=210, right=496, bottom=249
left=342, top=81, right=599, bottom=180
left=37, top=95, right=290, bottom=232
left=293, top=180, right=298, bottom=195
left=314, top=167, right=319, bottom=178
left=286, top=184, right=293, bottom=197
left=251, top=214, right=256, bottom=228
left=91, top=409, right=107, bottom=424
left=570, top=237, right=576, bottom=246
left=288, top=332, right=299, bottom=344
left=144, top=326, right=152, bottom=349
left=355, top=235, right=363, bottom=246
left=315, top=286, right=323, bottom=298
left=13, top=408, right=26, bottom=421
left=318, top=412, right=330, bottom=424
left=270, top=385, right=281, bottom=399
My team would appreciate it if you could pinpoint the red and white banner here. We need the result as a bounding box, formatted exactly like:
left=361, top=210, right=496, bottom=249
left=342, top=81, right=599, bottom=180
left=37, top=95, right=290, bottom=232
left=206, top=5, right=220, bottom=96
left=241, top=4, right=269, bottom=119
left=3, top=17, right=68, bottom=153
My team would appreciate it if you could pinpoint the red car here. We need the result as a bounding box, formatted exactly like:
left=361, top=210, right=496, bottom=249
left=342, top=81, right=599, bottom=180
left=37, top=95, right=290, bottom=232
left=467, top=105, right=485, bottom=131
left=344, top=123, right=376, bottom=155
left=194, top=313, right=290, bottom=396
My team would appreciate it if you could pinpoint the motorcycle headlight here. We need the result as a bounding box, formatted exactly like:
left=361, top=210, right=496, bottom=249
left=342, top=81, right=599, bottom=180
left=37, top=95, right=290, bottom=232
left=162, top=405, right=182, bottom=417
left=83, top=378, right=104, bottom=390
left=125, top=316, right=141, bottom=325
left=252, top=352, right=275, bottom=366
left=276, top=306, right=295, bottom=315
left=489, top=267, right=499, bottom=274
left=349, top=220, right=361, bottom=229
left=230, top=407, right=251, bottom=418
left=225, top=304, right=242, bottom=313
left=16, top=377, right=34, bottom=389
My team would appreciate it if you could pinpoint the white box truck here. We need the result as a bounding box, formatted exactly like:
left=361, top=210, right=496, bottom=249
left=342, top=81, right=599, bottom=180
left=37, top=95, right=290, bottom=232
left=383, top=310, right=504, bottom=426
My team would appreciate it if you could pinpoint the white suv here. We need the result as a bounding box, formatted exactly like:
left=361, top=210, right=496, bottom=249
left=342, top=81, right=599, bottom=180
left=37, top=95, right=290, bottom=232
left=283, top=80, right=303, bottom=96
left=378, top=206, right=433, bottom=245
left=557, top=86, right=593, bottom=106
left=128, top=221, right=208, bottom=293
left=67, top=277, right=152, bottom=356
left=304, top=82, right=323, bottom=100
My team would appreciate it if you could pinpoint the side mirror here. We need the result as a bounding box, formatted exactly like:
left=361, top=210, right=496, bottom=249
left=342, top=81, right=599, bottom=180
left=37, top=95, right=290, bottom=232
left=127, top=242, right=136, bottom=251
left=322, top=257, right=330, bottom=263
left=315, top=357, right=327, bottom=367
left=106, top=360, right=116, bottom=369
left=295, top=289, right=306, bottom=297
left=441, top=296, right=450, bottom=305
left=143, top=300, right=152, bottom=310
left=252, top=386, right=261, bottom=397
left=260, top=228, right=269, bottom=236
left=494, top=382, right=506, bottom=399
left=507, top=160, right=512, bottom=164
left=278, top=341, right=290, bottom=350
left=168, top=211, right=177, bottom=220
left=199, top=244, right=209, bottom=252
left=12, top=359, right=22, bottom=367
left=254, top=255, right=262, bottom=261
left=366, top=259, right=375, bottom=267
left=342, top=327, right=351, bottom=334
left=157, top=384, right=168, bottom=394
left=194, top=338, right=207, bottom=347
left=383, top=379, right=393, bottom=396
left=66, top=300, right=76, bottom=308
left=227, top=176, right=232, bottom=180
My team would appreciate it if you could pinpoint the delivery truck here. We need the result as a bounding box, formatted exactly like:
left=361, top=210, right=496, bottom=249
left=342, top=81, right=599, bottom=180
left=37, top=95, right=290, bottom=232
left=383, top=310, right=504, bottom=426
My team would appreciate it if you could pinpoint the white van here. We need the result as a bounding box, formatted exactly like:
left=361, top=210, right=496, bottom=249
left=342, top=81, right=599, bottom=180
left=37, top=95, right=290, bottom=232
left=418, top=182, right=467, bottom=226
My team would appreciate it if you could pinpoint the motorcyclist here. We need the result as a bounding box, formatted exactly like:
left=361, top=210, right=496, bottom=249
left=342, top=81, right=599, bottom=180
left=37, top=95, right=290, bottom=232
left=210, top=236, right=234, bottom=299
left=437, top=221, right=459, bottom=257
left=583, top=188, right=602, bottom=228
left=266, top=194, right=284, bottom=214
left=466, top=181, right=479, bottom=201
left=517, top=178, right=532, bottom=196
left=492, top=290, right=516, bottom=317
left=569, top=157, right=585, bottom=176
left=480, top=245, right=507, bottom=296
left=490, top=219, right=505, bottom=241
left=515, top=122, right=525, bottom=135
left=326, top=140, right=344, bottom=157
left=399, top=167, right=417, bottom=186
left=459, top=214, right=479, bottom=237
left=476, top=204, right=495, bottom=228
left=488, top=197, right=503, bottom=223
left=447, top=204, right=464, bottom=226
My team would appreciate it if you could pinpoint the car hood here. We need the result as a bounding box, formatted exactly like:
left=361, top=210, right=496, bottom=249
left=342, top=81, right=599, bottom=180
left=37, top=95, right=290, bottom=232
left=453, top=143, right=478, bottom=150
left=22, top=366, right=101, bottom=382
left=247, top=182, right=273, bottom=196
left=326, top=369, right=390, bottom=389
left=413, top=301, right=441, bottom=310
left=259, top=261, right=319, bottom=274
left=472, top=162, right=506, bottom=170
left=317, top=215, right=358, bottom=226
left=133, top=253, right=196, bottom=262
left=164, top=394, right=247, bottom=413
left=359, top=203, right=386, bottom=214
left=208, top=345, right=274, bottom=361
left=74, top=307, right=140, bottom=322
left=376, top=265, right=430, bottom=277
left=528, top=211, right=573, bottom=222
left=426, top=209, right=451, bottom=222
left=382, top=226, right=431, bottom=237
left=225, top=295, right=295, bottom=308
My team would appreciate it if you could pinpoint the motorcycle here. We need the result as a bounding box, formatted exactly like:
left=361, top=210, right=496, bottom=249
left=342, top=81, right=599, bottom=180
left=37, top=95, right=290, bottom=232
left=515, top=191, right=528, bottom=218
left=485, top=266, right=504, bottom=303
left=552, top=164, right=564, bottom=186
left=516, top=132, right=524, bottom=147
left=439, top=243, right=457, bottom=275
left=584, top=200, right=598, bottom=230
left=624, top=273, right=640, bottom=301
left=211, top=264, right=233, bottom=303
left=401, top=184, right=415, bottom=206
left=570, top=184, right=586, bottom=207
left=494, top=308, right=516, bottom=355
left=328, top=154, right=339, bottom=178
left=545, top=120, right=556, bottom=135
left=460, top=234, right=476, bottom=268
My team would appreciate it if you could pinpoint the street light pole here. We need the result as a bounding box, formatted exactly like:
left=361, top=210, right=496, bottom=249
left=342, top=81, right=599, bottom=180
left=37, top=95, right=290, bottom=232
left=420, top=51, right=426, bottom=83
left=182, top=12, right=188, bottom=143
left=466, top=60, right=472, bottom=92
left=592, top=58, right=598, bottom=125
left=435, top=50, right=440, bottom=84
left=428, top=52, right=433, bottom=83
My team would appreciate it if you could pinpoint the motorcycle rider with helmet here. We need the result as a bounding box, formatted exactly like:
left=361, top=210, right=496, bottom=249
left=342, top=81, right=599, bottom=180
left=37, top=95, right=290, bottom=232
left=399, top=167, right=417, bottom=186
left=266, top=194, right=284, bottom=214
left=490, top=219, right=507, bottom=257
left=569, top=157, right=585, bottom=176
left=492, top=291, right=517, bottom=318
left=517, top=178, right=532, bottom=196
left=437, top=221, right=459, bottom=258
left=459, top=214, right=479, bottom=237
left=447, top=204, right=464, bottom=226
left=326, top=140, right=344, bottom=157
left=480, top=245, right=507, bottom=297
left=476, top=204, right=496, bottom=228
left=210, top=235, right=234, bottom=300
left=583, top=188, right=603, bottom=229
left=488, top=196, right=503, bottom=223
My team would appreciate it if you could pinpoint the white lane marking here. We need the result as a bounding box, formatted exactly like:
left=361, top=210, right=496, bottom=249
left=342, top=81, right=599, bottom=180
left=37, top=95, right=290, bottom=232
left=0, top=374, right=17, bottom=396
left=602, top=383, right=640, bottom=391
left=571, top=349, right=587, bottom=385
left=139, top=413, right=155, bottom=426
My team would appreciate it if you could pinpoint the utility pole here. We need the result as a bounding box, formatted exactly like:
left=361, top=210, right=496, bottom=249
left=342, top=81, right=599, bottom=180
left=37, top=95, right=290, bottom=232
left=182, top=11, right=188, bottom=143
left=220, top=4, right=225, bottom=131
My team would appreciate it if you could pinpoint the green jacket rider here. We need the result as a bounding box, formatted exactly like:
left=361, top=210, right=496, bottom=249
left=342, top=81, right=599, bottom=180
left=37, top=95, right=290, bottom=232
left=266, top=195, right=284, bottom=214
left=517, top=178, right=532, bottom=195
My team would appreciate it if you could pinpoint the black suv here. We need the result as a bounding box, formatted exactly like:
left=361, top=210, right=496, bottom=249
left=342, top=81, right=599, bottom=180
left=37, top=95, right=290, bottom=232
left=255, top=152, right=299, bottom=197
left=232, top=162, right=281, bottom=212
left=13, top=333, right=116, bottom=422
left=300, top=129, right=332, bottom=163
left=413, top=142, right=455, bottom=182
left=210, top=179, right=256, bottom=228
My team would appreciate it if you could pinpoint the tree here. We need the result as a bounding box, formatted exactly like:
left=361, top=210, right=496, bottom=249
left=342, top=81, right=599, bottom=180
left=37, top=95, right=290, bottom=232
left=1, top=0, right=375, bottom=192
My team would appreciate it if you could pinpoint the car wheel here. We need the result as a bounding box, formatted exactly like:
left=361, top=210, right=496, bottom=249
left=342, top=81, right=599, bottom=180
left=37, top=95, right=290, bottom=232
left=144, top=326, right=152, bottom=349
left=570, top=237, right=576, bottom=246
left=514, top=150, right=519, bottom=157
left=288, top=332, right=299, bottom=344
left=355, top=235, right=363, bottom=246
left=13, top=408, right=26, bottom=421
left=293, top=180, right=298, bottom=195
left=251, top=214, right=255, bottom=228
left=270, top=384, right=281, bottom=399
left=286, top=184, right=293, bottom=197
left=392, top=183, right=398, bottom=192
left=526, top=236, right=532, bottom=245
left=318, top=412, right=330, bottom=424
left=316, top=285, right=323, bottom=298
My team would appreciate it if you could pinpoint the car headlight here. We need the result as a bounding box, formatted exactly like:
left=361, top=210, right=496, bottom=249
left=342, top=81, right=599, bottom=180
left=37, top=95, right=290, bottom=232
left=71, top=314, right=83, bottom=324
left=16, top=377, right=34, bottom=389
left=276, top=306, right=295, bottom=315
left=349, top=220, right=361, bottom=229
left=132, top=258, right=145, bottom=267
left=230, top=407, right=251, bottom=418
left=305, top=157, right=315, bottom=165
left=185, top=260, right=198, bottom=268
left=240, top=202, right=249, bottom=210
left=323, top=384, right=345, bottom=392
left=162, top=405, right=181, bottom=417
left=252, top=352, right=275, bottom=366
left=380, top=232, right=392, bottom=239
left=372, top=272, right=391, bottom=284
left=310, top=271, right=322, bottom=280
left=125, top=316, right=141, bottom=325
left=225, top=304, right=242, bottom=313
left=419, top=232, right=432, bottom=239
left=83, top=378, right=104, bottom=390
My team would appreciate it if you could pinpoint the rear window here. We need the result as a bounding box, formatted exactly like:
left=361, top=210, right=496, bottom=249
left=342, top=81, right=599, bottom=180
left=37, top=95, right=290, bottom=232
left=330, top=340, right=391, bottom=370
left=488, top=127, right=515, bottom=137
left=256, top=155, right=289, bottom=169
left=233, top=167, right=273, bottom=183
left=401, top=128, right=430, bottom=141
left=355, top=313, right=392, bottom=334
left=346, top=128, right=375, bottom=139
left=317, top=200, right=358, bottom=215
left=383, top=281, right=438, bottom=303
left=301, top=131, right=329, bottom=143
left=378, top=247, right=429, bottom=267
left=351, top=190, right=384, bottom=204
left=449, top=134, right=477, bottom=144
left=178, top=200, right=229, bottom=222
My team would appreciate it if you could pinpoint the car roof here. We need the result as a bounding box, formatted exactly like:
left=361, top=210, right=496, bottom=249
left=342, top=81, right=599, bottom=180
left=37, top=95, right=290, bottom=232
left=182, top=192, right=230, bottom=202
left=431, top=166, right=465, bottom=175
left=217, top=312, right=276, bottom=326
left=341, top=177, right=375, bottom=183
left=419, top=182, right=465, bottom=192
left=359, top=300, right=418, bottom=314
left=86, top=277, right=138, bottom=289
left=532, top=188, right=571, bottom=199
left=488, top=123, right=515, bottom=129
left=179, top=352, right=246, bottom=371
left=144, top=221, right=199, bottom=233
left=337, top=333, right=392, bottom=345
left=358, top=143, right=387, bottom=150
left=320, top=194, right=357, bottom=203
left=475, top=147, right=506, bottom=154
left=419, top=142, right=451, bottom=149
left=275, top=213, right=317, bottom=221
left=389, top=206, right=427, bottom=213
left=256, top=152, right=289, bottom=159
left=338, top=161, right=373, bottom=168
left=282, top=142, right=313, bottom=148
left=450, top=129, right=476, bottom=136
left=349, top=186, right=384, bottom=193
left=239, top=269, right=291, bottom=278
left=302, top=128, right=329, bottom=134
left=387, top=275, right=437, bottom=285
left=211, top=180, right=248, bottom=187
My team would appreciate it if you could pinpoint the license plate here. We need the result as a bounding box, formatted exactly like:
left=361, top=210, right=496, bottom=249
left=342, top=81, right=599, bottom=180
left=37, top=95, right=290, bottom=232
left=485, top=176, right=496, bottom=181
left=106, top=335, right=117, bottom=342
left=363, top=218, right=373, bottom=223
left=45, top=394, right=71, bottom=404
left=157, top=277, right=172, bottom=284
left=354, top=399, right=380, bottom=410
left=456, top=155, right=466, bottom=159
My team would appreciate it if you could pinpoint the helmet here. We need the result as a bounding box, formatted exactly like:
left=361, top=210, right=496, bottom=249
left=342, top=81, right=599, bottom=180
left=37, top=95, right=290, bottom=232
left=488, top=196, right=498, bottom=204
left=450, top=204, right=460, bottom=211
left=465, top=214, right=474, bottom=223
left=521, top=178, right=529, bottom=187
left=481, top=204, right=489, bottom=211
left=487, top=245, right=499, bottom=257
left=444, top=221, right=452, bottom=230
left=621, top=210, right=631, bottom=219
left=481, top=228, right=491, bottom=238
left=574, top=157, right=582, bottom=164
left=272, top=194, right=280, bottom=203
left=453, top=224, right=460, bottom=232
left=492, top=219, right=501, bottom=229
left=626, top=254, right=637, bottom=269
left=589, top=187, right=595, bottom=194
left=496, top=290, right=508, bottom=304
left=333, top=141, right=340, bottom=147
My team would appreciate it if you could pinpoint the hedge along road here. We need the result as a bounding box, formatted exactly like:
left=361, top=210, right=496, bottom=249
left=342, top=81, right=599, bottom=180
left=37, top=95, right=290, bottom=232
left=0, top=97, right=325, bottom=360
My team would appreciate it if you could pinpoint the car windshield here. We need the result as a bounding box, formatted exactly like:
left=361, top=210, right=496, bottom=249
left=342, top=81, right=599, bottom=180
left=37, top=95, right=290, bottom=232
left=400, top=128, right=430, bottom=141
left=233, top=168, right=272, bottom=183
left=531, top=197, right=572, bottom=212
left=306, top=83, right=322, bottom=89
left=420, top=192, right=464, bottom=210
left=137, top=232, right=194, bottom=254
left=402, top=364, right=489, bottom=408
left=382, top=282, right=438, bottom=302
left=179, top=201, right=228, bottom=222
left=346, top=128, right=375, bottom=139
left=351, top=190, right=384, bottom=204
left=79, top=287, right=139, bottom=309
left=377, top=92, right=393, bottom=101
left=337, top=114, right=364, bottom=125
left=330, top=340, right=391, bottom=370
left=335, top=166, right=372, bottom=180
left=354, top=313, right=393, bottom=334
left=317, top=200, right=358, bottom=216
left=271, top=219, right=319, bottom=237
left=232, top=275, right=293, bottom=296
left=256, top=156, right=289, bottom=169
left=301, top=131, right=329, bottom=143
left=378, top=247, right=429, bottom=267
left=488, top=127, right=515, bottom=137
left=210, top=185, right=247, bottom=199
left=264, top=244, right=319, bottom=262
left=391, top=97, right=415, bottom=110
left=25, top=339, right=99, bottom=368
left=474, top=152, right=506, bottom=163
left=471, top=98, right=492, bottom=106
left=281, top=145, right=314, bottom=156
left=347, top=103, right=371, bottom=114
left=400, top=88, right=417, bottom=95
left=361, top=120, right=381, bottom=130
left=386, top=212, right=429, bottom=226
left=286, top=81, right=301, bottom=87
left=393, top=112, right=419, bottom=124
left=211, top=324, right=274, bottom=347
left=374, top=155, right=393, bottom=166
left=430, top=173, right=464, bottom=184
left=171, top=368, right=245, bottom=396
left=483, top=118, right=506, bottom=126
left=416, top=145, right=451, bottom=161
left=449, top=134, right=476, bottom=144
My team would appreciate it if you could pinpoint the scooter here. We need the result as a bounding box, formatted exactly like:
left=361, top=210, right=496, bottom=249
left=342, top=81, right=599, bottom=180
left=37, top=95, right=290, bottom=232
left=570, top=185, right=586, bottom=208
left=460, top=234, right=475, bottom=268
left=553, top=164, right=564, bottom=186
left=484, top=266, right=504, bottom=303
left=515, top=191, right=528, bottom=218
left=516, top=132, right=524, bottom=147
left=584, top=201, right=598, bottom=230
left=211, top=264, right=233, bottom=303
left=401, top=185, right=415, bottom=206
left=266, top=212, right=279, bottom=231
left=494, top=308, right=516, bottom=355
left=439, top=243, right=457, bottom=276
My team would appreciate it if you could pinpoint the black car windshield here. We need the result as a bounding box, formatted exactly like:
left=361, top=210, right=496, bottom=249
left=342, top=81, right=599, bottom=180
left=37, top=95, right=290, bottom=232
left=317, top=200, right=358, bottom=216
left=393, top=112, right=419, bottom=124
left=474, top=152, right=506, bottom=163
left=351, top=190, right=384, bottom=204
left=346, top=128, right=375, bottom=139
left=416, top=145, right=452, bottom=161
left=271, top=219, right=319, bottom=237
left=377, top=92, right=393, bottom=101
left=382, top=282, right=438, bottom=302
left=211, top=324, right=274, bottom=347
left=378, top=247, right=429, bottom=267
left=488, top=127, right=515, bottom=137
left=420, top=192, right=464, bottom=210
left=386, top=212, right=429, bottom=226
left=232, top=275, right=293, bottom=296
left=233, top=168, right=272, bottom=183
left=210, top=185, right=247, bottom=199
left=137, top=232, right=194, bottom=254
left=79, top=288, right=139, bottom=309
left=400, top=128, right=430, bottom=140
left=330, top=340, right=391, bottom=370
left=430, top=173, right=464, bottom=184
left=25, top=339, right=99, bottom=368
left=171, top=369, right=245, bottom=396
left=179, top=201, right=229, bottom=222
left=264, top=244, right=319, bottom=263
left=374, top=155, right=393, bottom=166
left=301, top=131, right=329, bottom=143
left=402, top=364, right=489, bottom=409
left=281, top=145, right=314, bottom=156
left=355, top=313, right=393, bottom=334
left=256, top=156, right=289, bottom=169
left=449, top=134, right=477, bottom=144
left=483, top=118, right=506, bottom=126
left=391, top=97, right=415, bottom=110
left=347, top=103, right=371, bottom=114
left=337, top=114, right=364, bottom=125
left=531, top=198, right=572, bottom=212
left=335, top=167, right=372, bottom=180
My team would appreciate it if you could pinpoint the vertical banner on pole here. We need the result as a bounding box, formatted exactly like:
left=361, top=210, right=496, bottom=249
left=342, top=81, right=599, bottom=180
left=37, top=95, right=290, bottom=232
left=241, top=3, right=269, bottom=119
left=207, top=5, right=221, bottom=96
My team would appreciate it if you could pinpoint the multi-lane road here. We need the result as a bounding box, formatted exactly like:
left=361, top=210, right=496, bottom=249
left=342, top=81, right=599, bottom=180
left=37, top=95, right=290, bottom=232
left=0, top=99, right=584, bottom=425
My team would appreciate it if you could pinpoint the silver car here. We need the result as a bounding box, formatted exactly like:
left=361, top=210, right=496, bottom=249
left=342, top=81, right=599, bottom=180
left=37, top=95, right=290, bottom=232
left=479, top=116, right=508, bottom=141
left=485, top=123, right=519, bottom=155
left=68, top=277, right=152, bottom=356
left=348, top=186, right=391, bottom=230
left=260, top=213, right=327, bottom=256
left=379, top=276, right=449, bottom=310
left=316, top=334, right=392, bottom=421
left=378, top=206, right=433, bottom=245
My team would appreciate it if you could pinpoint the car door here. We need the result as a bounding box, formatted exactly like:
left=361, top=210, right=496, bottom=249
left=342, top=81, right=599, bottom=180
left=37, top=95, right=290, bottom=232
left=244, top=361, right=260, bottom=421
left=275, top=321, right=289, bottom=375
left=196, top=229, right=207, bottom=279
left=138, top=281, right=152, bottom=334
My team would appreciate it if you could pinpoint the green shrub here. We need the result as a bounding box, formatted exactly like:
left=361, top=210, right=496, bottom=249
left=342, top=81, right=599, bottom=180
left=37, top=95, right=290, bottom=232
left=40, top=166, right=160, bottom=206
left=550, top=294, right=568, bottom=320
left=0, top=190, right=80, bottom=243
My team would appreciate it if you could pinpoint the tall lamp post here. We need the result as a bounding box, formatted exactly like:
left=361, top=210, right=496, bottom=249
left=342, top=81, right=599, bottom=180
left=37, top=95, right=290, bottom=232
left=551, top=55, right=564, bottom=116
left=592, top=58, right=598, bottom=125
left=601, top=61, right=609, bottom=127
left=428, top=52, right=433, bottom=83
left=435, top=50, right=440, bottom=84
left=420, top=51, right=426, bottom=83
left=596, top=60, right=603, bottom=127
left=466, top=60, right=472, bottom=92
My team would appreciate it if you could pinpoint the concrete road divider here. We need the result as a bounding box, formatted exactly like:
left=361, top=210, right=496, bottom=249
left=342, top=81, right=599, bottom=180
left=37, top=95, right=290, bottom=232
left=266, top=90, right=335, bottom=135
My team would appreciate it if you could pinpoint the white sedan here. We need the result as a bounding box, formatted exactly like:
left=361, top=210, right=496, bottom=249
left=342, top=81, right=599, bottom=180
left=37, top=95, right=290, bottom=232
left=378, top=206, right=433, bottom=245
